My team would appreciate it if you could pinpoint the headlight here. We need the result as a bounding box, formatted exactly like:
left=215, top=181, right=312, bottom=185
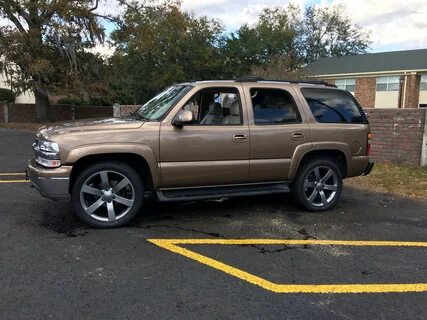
left=38, top=140, right=60, bottom=153
left=33, top=139, right=61, bottom=168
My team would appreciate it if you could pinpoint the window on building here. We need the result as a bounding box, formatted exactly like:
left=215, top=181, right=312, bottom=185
left=376, top=76, right=400, bottom=91
left=420, top=75, right=427, bottom=91
left=335, top=78, right=356, bottom=92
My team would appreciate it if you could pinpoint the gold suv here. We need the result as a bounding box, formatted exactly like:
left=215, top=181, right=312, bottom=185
left=27, top=78, right=374, bottom=228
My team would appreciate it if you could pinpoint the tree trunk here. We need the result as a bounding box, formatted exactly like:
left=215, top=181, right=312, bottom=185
left=34, top=87, right=50, bottom=122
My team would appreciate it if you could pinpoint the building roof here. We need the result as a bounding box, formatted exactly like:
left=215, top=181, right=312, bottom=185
left=307, top=49, right=427, bottom=76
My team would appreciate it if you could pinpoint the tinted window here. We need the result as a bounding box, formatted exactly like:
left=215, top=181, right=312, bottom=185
left=301, top=88, right=367, bottom=124
left=250, top=88, right=301, bottom=125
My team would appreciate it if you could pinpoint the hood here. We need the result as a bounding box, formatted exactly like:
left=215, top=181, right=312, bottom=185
left=37, top=117, right=144, bottom=140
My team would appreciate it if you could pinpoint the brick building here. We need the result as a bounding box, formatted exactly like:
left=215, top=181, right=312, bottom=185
left=307, top=49, right=427, bottom=109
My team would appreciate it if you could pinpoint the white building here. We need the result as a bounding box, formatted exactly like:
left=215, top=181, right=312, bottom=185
left=0, top=68, right=35, bottom=103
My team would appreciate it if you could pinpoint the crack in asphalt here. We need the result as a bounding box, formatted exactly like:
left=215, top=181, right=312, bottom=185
left=129, top=223, right=223, bottom=239
left=131, top=223, right=313, bottom=254
left=241, top=244, right=297, bottom=254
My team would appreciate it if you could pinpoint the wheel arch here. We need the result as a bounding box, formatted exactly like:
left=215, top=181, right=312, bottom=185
left=290, top=145, right=349, bottom=180
left=68, top=151, right=158, bottom=194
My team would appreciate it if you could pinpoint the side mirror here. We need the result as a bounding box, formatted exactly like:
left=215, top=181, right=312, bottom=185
left=172, top=110, right=193, bottom=127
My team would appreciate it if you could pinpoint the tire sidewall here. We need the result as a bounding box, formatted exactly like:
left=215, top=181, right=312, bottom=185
left=72, top=161, right=144, bottom=228
left=292, top=159, right=343, bottom=212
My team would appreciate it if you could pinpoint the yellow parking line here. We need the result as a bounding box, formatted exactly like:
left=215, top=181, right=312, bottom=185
left=0, top=180, right=28, bottom=183
left=0, top=173, right=25, bottom=176
left=155, top=239, right=427, bottom=247
left=148, top=239, right=427, bottom=294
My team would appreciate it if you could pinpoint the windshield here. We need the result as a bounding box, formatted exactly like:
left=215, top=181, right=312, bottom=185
left=136, top=85, right=192, bottom=121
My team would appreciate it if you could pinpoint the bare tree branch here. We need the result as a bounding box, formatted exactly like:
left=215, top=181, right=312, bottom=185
left=90, top=0, right=99, bottom=11
left=2, top=9, right=27, bottom=33
left=116, top=0, right=150, bottom=11
left=94, top=13, right=123, bottom=25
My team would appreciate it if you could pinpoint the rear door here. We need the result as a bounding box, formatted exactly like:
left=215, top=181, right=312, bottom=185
left=243, top=84, right=311, bottom=182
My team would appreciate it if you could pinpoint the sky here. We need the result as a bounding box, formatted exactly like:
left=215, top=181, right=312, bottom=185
left=180, top=0, right=427, bottom=52
left=2, top=0, right=427, bottom=55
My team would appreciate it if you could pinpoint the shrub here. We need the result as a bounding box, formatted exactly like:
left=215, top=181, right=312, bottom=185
left=0, top=88, right=16, bottom=103
left=57, top=97, right=82, bottom=105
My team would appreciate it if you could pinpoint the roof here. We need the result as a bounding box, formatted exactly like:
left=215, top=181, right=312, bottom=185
left=186, top=78, right=337, bottom=88
left=307, top=49, right=427, bottom=76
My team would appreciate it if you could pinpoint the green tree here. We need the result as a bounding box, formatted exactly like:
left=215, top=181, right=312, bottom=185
left=224, top=4, right=370, bottom=77
left=250, top=54, right=311, bottom=81
left=110, top=0, right=225, bottom=103
left=223, top=6, right=299, bottom=77
left=0, top=0, right=107, bottom=121
left=298, top=5, right=371, bottom=63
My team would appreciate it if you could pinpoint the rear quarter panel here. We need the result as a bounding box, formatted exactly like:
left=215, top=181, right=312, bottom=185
left=293, top=85, right=370, bottom=178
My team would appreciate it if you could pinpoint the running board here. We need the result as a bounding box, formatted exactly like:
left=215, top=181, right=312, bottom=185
left=156, top=182, right=290, bottom=202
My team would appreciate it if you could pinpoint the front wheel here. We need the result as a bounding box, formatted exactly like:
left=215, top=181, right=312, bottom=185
left=292, top=159, right=343, bottom=212
left=71, top=161, right=144, bottom=228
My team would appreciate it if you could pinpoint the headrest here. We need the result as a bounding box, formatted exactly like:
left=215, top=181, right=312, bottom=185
left=230, top=101, right=240, bottom=115
left=208, top=102, right=222, bottom=115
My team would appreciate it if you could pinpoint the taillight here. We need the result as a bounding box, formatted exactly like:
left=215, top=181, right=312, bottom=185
left=367, top=132, right=372, bottom=156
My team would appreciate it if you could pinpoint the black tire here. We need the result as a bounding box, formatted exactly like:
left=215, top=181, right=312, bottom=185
left=71, top=161, right=144, bottom=228
left=291, top=158, right=343, bottom=212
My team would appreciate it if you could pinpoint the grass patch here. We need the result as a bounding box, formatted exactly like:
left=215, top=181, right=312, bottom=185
left=346, top=163, right=427, bottom=199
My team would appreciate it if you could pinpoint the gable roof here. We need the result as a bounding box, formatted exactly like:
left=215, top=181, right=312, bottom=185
left=307, top=49, right=427, bottom=76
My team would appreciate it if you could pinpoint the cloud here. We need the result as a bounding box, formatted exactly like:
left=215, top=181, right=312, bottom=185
left=181, top=0, right=427, bottom=51
left=182, top=0, right=308, bottom=30
left=317, top=0, right=427, bottom=51
left=1, top=0, right=427, bottom=52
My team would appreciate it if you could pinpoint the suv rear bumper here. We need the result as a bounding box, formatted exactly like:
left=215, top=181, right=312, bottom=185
left=26, top=158, right=72, bottom=199
left=362, top=162, right=374, bottom=176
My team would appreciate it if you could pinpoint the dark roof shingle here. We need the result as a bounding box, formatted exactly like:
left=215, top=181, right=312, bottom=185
left=307, top=49, right=427, bottom=76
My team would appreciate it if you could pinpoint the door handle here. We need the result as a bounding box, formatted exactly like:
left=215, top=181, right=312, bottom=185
left=232, top=134, right=248, bottom=143
left=291, top=132, right=304, bottom=141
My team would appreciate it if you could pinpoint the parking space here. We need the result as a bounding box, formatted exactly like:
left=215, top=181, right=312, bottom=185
left=0, top=128, right=426, bottom=320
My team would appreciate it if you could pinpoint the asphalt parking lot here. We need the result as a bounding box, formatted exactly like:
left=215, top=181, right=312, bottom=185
left=0, top=128, right=426, bottom=320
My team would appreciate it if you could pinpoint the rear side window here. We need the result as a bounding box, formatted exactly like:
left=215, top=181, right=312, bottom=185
left=301, top=88, right=367, bottom=124
left=250, top=88, right=301, bottom=125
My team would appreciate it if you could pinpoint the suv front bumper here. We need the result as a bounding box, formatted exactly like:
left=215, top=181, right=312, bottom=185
left=26, top=158, right=72, bottom=199
left=362, top=162, right=374, bottom=176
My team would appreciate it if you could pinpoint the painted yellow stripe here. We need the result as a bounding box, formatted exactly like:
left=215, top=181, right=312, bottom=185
left=0, top=180, right=28, bottom=183
left=0, top=173, right=25, bottom=176
left=150, top=239, right=427, bottom=247
left=148, top=239, right=427, bottom=294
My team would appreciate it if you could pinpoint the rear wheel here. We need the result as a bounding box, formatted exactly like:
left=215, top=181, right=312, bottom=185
left=292, top=158, right=342, bottom=212
left=72, top=162, right=144, bottom=228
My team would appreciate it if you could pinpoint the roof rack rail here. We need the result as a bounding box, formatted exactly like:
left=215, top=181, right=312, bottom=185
left=235, top=76, right=337, bottom=88
left=234, top=76, right=265, bottom=82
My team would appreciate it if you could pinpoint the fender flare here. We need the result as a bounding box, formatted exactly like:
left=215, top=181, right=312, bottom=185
left=289, top=142, right=351, bottom=180
left=65, top=143, right=160, bottom=189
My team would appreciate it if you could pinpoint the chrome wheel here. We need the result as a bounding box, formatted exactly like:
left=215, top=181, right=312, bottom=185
left=303, top=166, right=338, bottom=207
left=80, top=170, right=135, bottom=222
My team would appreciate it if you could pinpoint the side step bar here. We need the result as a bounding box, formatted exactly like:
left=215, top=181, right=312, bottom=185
left=156, top=182, right=290, bottom=202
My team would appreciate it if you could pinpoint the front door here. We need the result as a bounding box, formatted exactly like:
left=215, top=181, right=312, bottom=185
left=159, top=85, right=250, bottom=188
